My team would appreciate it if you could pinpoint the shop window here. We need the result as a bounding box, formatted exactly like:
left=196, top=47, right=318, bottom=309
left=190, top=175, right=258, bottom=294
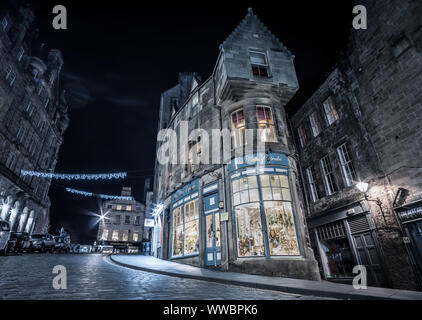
left=235, top=203, right=265, bottom=257
left=320, top=155, right=337, bottom=196
left=122, top=231, right=129, bottom=242
left=309, top=112, right=321, bottom=137
left=337, top=143, right=356, bottom=187
left=100, top=229, right=109, bottom=241
left=132, top=232, right=139, bottom=242
left=112, top=230, right=119, bottom=241
left=231, top=109, right=246, bottom=148
left=172, top=206, right=183, bottom=256
left=323, top=97, right=339, bottom=125
left=306, top=167, right=319, bottom=203
left=184, top=199, right=199, bottom=255
left=257, top=106, right=277, bottom=143
left=249, top=51, right=269, bottom=77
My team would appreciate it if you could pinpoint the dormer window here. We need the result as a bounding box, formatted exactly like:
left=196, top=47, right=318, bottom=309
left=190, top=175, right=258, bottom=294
left=1, top=17, right=8, bottom=31
left=249, top=51, right=269, bottom=77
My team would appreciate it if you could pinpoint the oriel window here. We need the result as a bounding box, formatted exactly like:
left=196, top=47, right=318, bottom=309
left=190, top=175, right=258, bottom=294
left=257, top=106, right=277, bottom=143
left=249, top=51, right=269, bottom=77
left=231, top=109, right=246, bottom=148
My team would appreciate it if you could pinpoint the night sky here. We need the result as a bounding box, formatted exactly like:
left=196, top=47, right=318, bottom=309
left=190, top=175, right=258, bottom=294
left=29, top=1, right=354, bottom=243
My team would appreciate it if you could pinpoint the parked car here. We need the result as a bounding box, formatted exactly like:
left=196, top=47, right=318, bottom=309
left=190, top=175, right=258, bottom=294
left=0, top=220, right=11, bottom=255
left=53, top=235, right=71, bottom=253
left=30, top=234, right=55, bottom=253
left=7, top=232, right=31, bottom=253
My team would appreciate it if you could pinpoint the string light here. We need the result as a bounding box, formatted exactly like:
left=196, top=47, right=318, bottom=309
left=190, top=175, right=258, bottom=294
left=21, top=170, right=127, bottom=180
left=66, top=187, right=134, bottom=200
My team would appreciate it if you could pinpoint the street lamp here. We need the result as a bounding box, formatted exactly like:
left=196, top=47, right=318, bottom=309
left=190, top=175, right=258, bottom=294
left=356, top=182, right=369, bottom=193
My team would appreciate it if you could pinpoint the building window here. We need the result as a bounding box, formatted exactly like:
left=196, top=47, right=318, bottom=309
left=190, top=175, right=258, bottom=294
left=112, top=230, right=119, bottom=241
left=320, top=155, right=337, bottom=196
left=297, top=124, right=308, bottom=148
left=184, top=199, right=199, bottom=255
left=191, top=93, right=199, bottom=117
left=232, top=174, right=300, bottom=257
left=309, top=112, right=321, bottom=137
left=337, top=143, right=356, bottom=187
left=44, top=98, right=49, bottom=109
left=249, top=51, right=269, bottom=77
left=100, top=229, right=109, bottom=241
left=5, top=66, right=16, bottom=87
left=134, top=216, right=140, bottom=225
left=172, top=206, right=183, bottom=256
left=124, top=215, right=130, bottom=224
left=17, top=47, right=24, bottom=62
left=5, top=153, right=17, bottom=171
left=114, top=215, right=121, bottom=225
left=231, top=109, right=246, bottom=148
left=323, top=97, right=339, bottom=125
left=306, top=167, right=319, bottom=202
left=132, top=232, right=139, bottom=242
left=116, top=205, right=122, bottom=211
left=126, top=205, right=132, bottom=211
left=25, top=101, right=34, bottom=117
left=122, top=231, right=128, bottom=241
left=257, top=106, right=277, bottom=143
left=1, top=17, right=8, bottom=31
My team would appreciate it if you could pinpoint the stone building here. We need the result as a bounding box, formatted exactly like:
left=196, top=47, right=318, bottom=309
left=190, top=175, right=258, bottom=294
left=153, top=9, right=320, bottom=280
left=97, top=187, right=146, bottom=253
left=291, top=0, right=422, bottom=290
left=0, top=2, right=69, bottom=235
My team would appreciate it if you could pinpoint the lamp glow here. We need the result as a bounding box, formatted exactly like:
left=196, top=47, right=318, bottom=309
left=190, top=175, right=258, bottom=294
left=356, top=182, right=369, bottom=193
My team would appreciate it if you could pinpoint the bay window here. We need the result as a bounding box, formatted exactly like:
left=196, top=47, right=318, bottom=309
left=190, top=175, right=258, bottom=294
left=257, top=106, right=277, bottom=143
left=231, top=109, right=245, bottom=148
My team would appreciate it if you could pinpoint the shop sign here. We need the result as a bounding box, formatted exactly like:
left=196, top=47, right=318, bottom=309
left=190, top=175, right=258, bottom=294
left=228, top=153, right=289, bottom=172
left=397, top=206, right=422, bottom=223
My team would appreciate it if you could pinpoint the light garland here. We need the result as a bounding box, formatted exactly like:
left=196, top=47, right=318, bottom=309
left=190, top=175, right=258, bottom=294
left=21, top=170, right=127, bottom=180
left=66, top=188, right=134, bottom=201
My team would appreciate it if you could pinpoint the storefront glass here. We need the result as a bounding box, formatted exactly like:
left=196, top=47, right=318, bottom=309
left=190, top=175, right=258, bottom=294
left=319, top=237, right=355, bottom=278
left=407, top=221, right=422, bottom=271
left=231, top=173, right=300, bottom=257
left=172, top=206, right=183, bottom=256
left=184, top=199, right=199, bottom=255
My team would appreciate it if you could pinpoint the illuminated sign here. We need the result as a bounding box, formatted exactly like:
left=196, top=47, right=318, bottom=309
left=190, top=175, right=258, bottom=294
left=144, top=218, right=155, bottom=227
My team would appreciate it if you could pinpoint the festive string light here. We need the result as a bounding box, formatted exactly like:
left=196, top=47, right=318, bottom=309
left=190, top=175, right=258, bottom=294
left=21, top=170, right=127, bottom=180
left=65, top=187, right=134, bottom=200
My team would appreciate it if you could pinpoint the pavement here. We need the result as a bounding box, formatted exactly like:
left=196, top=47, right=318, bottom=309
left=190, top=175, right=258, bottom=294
left=0, top=254, right=328, bottom=299
left=110, top=254, right=422, bottom=300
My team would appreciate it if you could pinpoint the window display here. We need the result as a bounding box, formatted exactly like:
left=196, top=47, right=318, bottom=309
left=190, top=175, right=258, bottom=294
left=235, top=203, right=265, bottom=257
left=319, top=237, right=355, bottom=278
left=184, top=199, right=199, bottom=255
left=172, top=206, right=183, bottom=256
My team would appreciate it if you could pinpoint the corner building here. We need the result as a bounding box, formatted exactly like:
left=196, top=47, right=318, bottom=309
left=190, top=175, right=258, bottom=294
left=153, top=9, right=320, bottom=280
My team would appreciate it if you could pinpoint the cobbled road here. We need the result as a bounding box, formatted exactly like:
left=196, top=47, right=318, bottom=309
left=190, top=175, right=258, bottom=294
left=0, top=254, right=328, bottom=300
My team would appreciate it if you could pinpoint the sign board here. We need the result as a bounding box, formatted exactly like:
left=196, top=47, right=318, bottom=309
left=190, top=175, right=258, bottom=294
left=397, top=205, right=422, bottom=223
left=144, top=218, right=155, bottom=227
left=220, top=212, right=229, bottom=222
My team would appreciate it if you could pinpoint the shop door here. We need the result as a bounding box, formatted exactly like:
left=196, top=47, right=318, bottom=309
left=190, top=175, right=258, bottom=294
left=405, top=221, right=422, bottom=278
left=204, top=193, right=221, bottom=266
left=352, top=232, right=386, bottom=287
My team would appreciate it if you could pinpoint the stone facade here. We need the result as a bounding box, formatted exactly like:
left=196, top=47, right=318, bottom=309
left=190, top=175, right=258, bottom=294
left=153, top=9, right=320, bottom=281
left=0, top=2, right=69, bottom=235
left=291, top=0, right=422, bottom=290
left=97, top=187, right=146, bottom=252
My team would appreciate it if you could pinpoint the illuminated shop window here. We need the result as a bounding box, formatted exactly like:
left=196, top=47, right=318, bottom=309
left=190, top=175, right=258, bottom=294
left=257, top=106, right=277, bottom=143
left=132, top=232, right=138, bottom=242
left=184, top=199, right=199, bottom=255
left=122, top=231, right=128, bottom=242
left=100, top=229, right=109, bottom=241
left=231, top=109, right=246, bottom=148
left=232, top=174, right=300, bottom=257
left=112, top=230, right=119, bottom=241
left=172, top=206, right=183, bottom=256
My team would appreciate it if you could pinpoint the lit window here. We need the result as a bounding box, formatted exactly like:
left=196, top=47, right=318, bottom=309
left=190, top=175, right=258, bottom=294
left=172, top=206, right=183, bottom=256
left=323, top=97, right=339, bottom=125
left=249, top=51, right=269, bottom=77
left=337, top=143, right=356, bottom=187
left=231, top=109, right=246, bottom=148
left=320, top=155, right=337, bottom=196
left=122, top=231, right=128, bottom=241
left=309, top=112, right=321, bottom=137
left=297, top=125, right=308, bottom=148
left=132, top=232, right=138, bottom=242
left=306, top=167, right=319, bottom=202
left=116, top=205, right=122, bottom=211
left=184, top=199, right=199, bottom=255
left=100, top=229, right=109, bottom=241
left=256, top=106, right=277, bottom=143
left=1, top=17, right=8, bottom=31
left=112, top=230, right=119, bottom=241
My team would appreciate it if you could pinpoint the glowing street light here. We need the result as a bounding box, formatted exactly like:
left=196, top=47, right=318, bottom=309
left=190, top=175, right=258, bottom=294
left=356, top=182, right=369, bottom=193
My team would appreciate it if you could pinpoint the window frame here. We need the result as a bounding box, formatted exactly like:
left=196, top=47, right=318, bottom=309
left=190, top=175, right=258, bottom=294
left=249, top=50, right=270, bottom=78
left=256, top=105, right=277, bottom=143
left=297, top=124, right=308, bottom=148
left=309, top=112, right=321, bottom=137
left=337, top=143, right=356, bottom=187
left=323, top=97, right=339, bottom=126
left=231, top=108, right=246, bottom=148
left=320, top=155, right=337, bottom=196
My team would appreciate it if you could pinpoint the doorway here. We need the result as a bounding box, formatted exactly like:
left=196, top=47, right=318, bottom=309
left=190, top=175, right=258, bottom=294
left=204, top=193, right=221, bottom=266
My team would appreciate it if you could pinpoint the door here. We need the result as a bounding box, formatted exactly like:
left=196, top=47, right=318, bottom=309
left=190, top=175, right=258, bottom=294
left=204, top=193, right=221, bottom=266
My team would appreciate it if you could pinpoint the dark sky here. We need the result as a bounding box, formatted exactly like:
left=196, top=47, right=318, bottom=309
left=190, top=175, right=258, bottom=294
left=30, top=1, right=354, bottom=243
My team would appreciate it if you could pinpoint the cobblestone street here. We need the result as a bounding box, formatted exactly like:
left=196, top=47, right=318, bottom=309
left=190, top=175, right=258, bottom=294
left=0, top=254, right=327, bottom=300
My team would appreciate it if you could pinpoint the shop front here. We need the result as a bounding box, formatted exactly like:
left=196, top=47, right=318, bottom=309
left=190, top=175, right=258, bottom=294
left=169, top=180, right=200, bottom=265
left=308, top=202, right=386, bottom=287
left=395, top=201, right=422, bottom=288
left=228, top=153, right=302, bottom=260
